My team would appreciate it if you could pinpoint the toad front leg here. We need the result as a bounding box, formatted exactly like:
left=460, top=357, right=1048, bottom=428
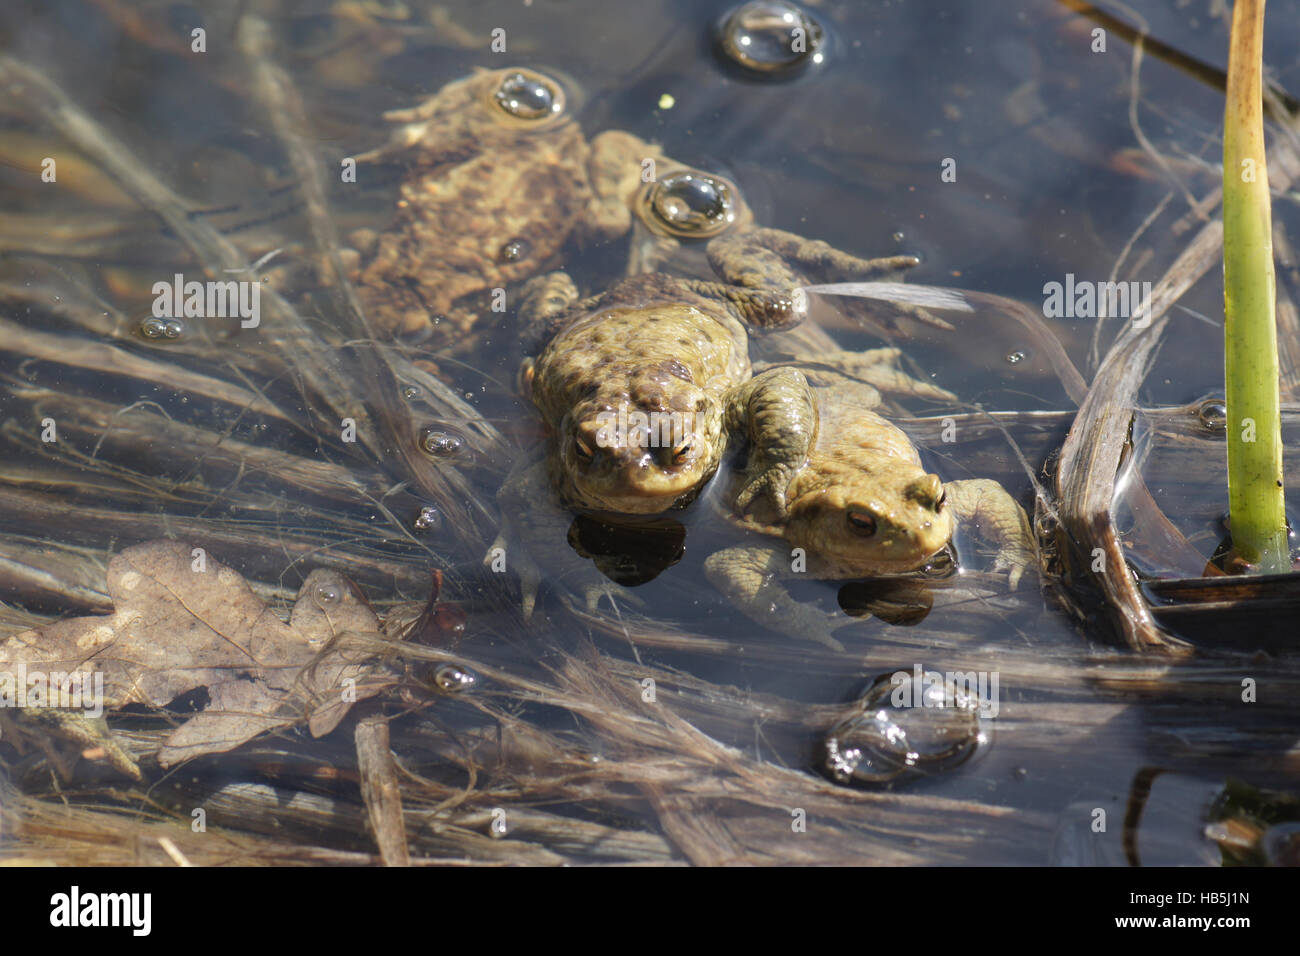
left=945, top=479, right=1037, bottom=589
left=584, top=130, right=663, bottom=243
left=724, top=366, right=817, bottom=518
left=3, top=708, right=142, bottom=781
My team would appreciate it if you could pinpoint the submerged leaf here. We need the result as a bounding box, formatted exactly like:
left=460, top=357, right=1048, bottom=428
left=0, top=539, right=394, bottom=768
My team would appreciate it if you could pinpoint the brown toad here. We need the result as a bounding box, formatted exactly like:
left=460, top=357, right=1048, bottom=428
left=705, top=375, right=1035, bottom=649
left=351, top=66, right=657, bottom=343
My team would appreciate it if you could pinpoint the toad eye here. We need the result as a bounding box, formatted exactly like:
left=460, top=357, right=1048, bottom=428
left=492, top=70, right=565, bottom=122
left=846, top=511, right=877, bottom=536
left=937, top=489, right=947, bottom=511
left=671, top=441, right=692, bottom=465
left=574, top=437, right=594, bottom=462
left=643, top=170, right=737, bottom=238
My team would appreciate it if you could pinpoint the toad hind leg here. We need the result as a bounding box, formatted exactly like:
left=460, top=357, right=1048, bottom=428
left=708, top=226, right=920, bottom=289
left=706, top=226, right=950, bottom=332
left=761, top=348, right=957, bottom=403
left=517, top=271, right=584, bottom=348
left=6, top=709, right=142, bottom=781
left=585, top=130, right=662, bottom=242
left=704, top=545, right=845, bottom=651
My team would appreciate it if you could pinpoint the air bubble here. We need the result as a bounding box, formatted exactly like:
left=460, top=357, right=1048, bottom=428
left=645, top=170, right=737, bottom=238
left=499, top=237, right=531, bottom=262
left=418, top=427, right=464, bottom=459
left=433, top=664, right=478, bottom=693
left=414, top=505, right=441, bottom=532
left=493, top=70, right=563, bottom=121
left=1005, top=350, right=1026, bottom=365
left=1263, top=822, right=1300, bottom=866
left=821, top=669, right=988, bottom=786
left=1197, top=398, right=1227, bottom=432
left=718, top=1, right=825, bottom=74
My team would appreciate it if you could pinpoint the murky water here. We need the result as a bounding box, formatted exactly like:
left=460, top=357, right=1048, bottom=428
left=0, top=0, right=1298, bottom=866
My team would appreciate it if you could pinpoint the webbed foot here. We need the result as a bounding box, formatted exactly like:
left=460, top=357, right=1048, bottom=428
left=484, top=530, right=543, bottom=619
left=733, top=461, right=796, bottom=518
left=575, top=573, right=647, bottom=615
left=944, top=479, right=1037, bottom=589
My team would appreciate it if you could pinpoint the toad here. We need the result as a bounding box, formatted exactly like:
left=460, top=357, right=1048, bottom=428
left=704, top=376, right=1036, bottom=649
left=350, top=66, right=657, bottom=343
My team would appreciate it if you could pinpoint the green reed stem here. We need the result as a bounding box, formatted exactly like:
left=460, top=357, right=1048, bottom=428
left=1223, top=0, right=1289, bottom=573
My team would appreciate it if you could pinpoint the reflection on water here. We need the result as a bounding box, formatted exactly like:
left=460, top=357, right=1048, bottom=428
left=0, top=0, right=1297, bottom=865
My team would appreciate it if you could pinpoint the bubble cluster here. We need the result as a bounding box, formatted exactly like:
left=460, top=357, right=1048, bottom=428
left=139, top=316, right=184, bottom=340
left=413, top=505, right=441, bottom=532
left=418, top=426, right=464, bottom=459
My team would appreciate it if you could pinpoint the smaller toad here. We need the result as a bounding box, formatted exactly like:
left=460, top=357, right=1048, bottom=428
left=705, top=376, right=1036, bottom=649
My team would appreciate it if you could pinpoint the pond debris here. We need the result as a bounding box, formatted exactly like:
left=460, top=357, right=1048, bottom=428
left=0, top=53, right=388, bottom=466
left=354, top=711, right=409, bottom=867
left=0, top=539, right=396, bottom=771
left=407, top=569, right=468, bottom=647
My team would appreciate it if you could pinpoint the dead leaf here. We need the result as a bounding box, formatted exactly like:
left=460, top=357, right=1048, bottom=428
left=0, top=539, right=395, bottom=768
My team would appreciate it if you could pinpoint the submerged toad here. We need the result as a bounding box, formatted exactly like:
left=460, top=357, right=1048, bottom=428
left=351, top=66, right=657, bottom=342
left=705, top=377, right=1036, bottom=649
left=349, top=64, right=941, bottom=358
left=491, top=253, right=952, bottom=614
